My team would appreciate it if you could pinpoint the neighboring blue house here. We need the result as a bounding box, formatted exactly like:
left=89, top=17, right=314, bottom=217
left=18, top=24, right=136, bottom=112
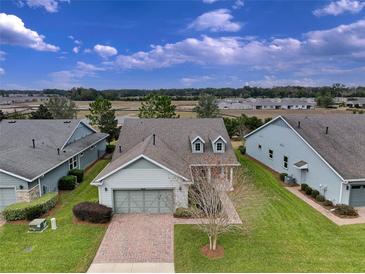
left=245, top=114, right=365, bottom=207
left=0, top=119, right=108, bottom=210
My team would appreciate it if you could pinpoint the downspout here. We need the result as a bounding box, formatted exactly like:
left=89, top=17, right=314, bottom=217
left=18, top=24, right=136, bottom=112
left=339, top=180, right=346, bottom=204
left=38, top=178, right=42, bottom=197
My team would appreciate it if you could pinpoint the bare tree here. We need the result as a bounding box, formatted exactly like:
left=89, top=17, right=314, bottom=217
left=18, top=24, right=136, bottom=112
left=188, top=163, right=246, bottom=251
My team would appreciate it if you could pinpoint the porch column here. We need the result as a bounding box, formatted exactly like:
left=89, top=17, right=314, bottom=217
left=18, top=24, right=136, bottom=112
left=207, top=167, right=211, bottom=183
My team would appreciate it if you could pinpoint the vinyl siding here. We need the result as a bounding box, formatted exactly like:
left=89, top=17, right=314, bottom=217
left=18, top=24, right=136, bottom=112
left=246, top=118, right=347, bottom=204
left=80, top=139, right=106, bottom=169
left=66, top=122, right=94, bottom=146
left=0, top=172, right=28, bottom=190
left=39, top=161, right=69, bottom=194
left=98, top=158, right=188, bottom=210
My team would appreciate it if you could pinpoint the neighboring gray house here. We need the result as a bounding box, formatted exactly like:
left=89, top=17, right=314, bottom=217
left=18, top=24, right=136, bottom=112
left=93, top=118, right=239, bottom=214
left=0, top=119, right=108, bottom=210
left=218, top=98, right=316, bottom=110
left=245, top=114, right=365, bottom=206
left=346, top=98, right=365, bottom=108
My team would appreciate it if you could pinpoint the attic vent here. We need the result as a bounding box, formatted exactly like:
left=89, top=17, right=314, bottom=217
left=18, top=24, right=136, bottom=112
left=64, top=120, right=71, bottom=124
left=8, top=120, right=16, bottom=124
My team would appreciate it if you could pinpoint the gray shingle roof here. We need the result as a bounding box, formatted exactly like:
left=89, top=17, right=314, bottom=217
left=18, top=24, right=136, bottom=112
left=282, top=114, right=365, bottom=180
left=96, top=118, right=239, bottom=182
left=0, top=120, right=108, bottom=181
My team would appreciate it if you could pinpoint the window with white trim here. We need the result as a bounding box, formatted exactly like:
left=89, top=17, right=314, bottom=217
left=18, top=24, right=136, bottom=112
left=283, top=155, right=288, bottom=169
left=268, top=149, right=274, bottom=159
left=192, top=140, right=204, bottom=153
left=195, top=142, right=201, bottom=152
left=69, top=155, right=78, bottom=170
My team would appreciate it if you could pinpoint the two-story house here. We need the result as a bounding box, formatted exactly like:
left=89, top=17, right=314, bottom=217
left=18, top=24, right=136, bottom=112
left=92, top=118, right=239, bottom=213
left=0, top=119, right=108, bottom=210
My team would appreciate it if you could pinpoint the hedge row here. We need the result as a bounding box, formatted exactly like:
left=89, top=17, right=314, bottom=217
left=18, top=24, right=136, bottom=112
left=3, top=192, right=58, bottom=221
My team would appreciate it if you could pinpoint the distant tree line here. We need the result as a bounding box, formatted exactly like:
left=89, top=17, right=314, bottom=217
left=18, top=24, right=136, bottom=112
left=1, top=83, right=365, bottom=101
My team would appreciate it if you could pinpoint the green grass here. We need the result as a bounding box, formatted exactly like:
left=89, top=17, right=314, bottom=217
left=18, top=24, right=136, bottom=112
left=175, top=153, right=365, bottom=272
left=0, top=159, right=110, bottom=273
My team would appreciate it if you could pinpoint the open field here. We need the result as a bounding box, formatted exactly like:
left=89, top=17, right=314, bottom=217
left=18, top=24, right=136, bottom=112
left=174, top=152, right=365, bottom=272
left=0, top=160, right=110, bottom=273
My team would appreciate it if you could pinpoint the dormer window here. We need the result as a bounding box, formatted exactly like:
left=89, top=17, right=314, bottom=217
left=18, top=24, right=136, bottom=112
left=191, top=136, right=205, bottom=153
left=211, top=135, right=227, bottom=153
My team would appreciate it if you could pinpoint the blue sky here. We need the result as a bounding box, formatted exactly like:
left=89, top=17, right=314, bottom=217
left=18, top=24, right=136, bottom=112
left=0, top=0, right=365, bottom=89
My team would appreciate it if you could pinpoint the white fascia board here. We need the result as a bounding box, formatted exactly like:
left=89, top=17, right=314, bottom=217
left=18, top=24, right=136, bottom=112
left=0, top=169, right=32, bottom=182
left=244, top=116, right=282, bottom=139
left=211, top=135, right=227, bottom=144
left=191, top=136, right=205, bottom=144
left=95, top=154, right=189, bottom=182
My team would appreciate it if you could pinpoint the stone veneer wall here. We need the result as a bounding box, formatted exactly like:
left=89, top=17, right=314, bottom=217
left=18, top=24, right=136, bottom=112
left=16, top=185, right=40, bottom=203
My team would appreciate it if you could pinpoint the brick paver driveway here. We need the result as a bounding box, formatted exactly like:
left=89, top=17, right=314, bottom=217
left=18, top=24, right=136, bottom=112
left=93, top=214, right=174, bottom=264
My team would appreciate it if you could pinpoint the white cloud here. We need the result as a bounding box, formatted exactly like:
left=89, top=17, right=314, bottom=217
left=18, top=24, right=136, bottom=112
left=202, top=0, right=218, bottom=3
left=0, top=13, right=59, bottom=51
left=72, top=46, right=79, bottom=53
left=232, top=0, right=244, bottom=10
left=313, top=0, right=365, bottom=16
left=0, top=50, right=6, bottom=61
left=188, top=9, right=242, bottom=32
left=181, top=75, right=212, bottom=86
left=93, top=44, right=118, bottom=58
left=17, top=0, right=70, bottom=13
left=112, top=19, right=365, bottom=72
left=0, top=68, right=5, bottom=76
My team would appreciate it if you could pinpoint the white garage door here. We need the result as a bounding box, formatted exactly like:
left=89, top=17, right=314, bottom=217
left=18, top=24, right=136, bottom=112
left=113, top=189, right=173, bottom=213
left=0, top=187, right=16, bottom=211
left=350, top=185, right=365, bottom=207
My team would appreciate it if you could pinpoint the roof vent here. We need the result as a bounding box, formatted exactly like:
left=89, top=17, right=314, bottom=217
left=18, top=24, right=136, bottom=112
left=64, top=120, right=71, bottom=124
left=32, top=139, right=35, bottom=149
left=153, top=134, right=156, bottom=145
left=297, top=121, right=301, bottom=129
left=325, top=126, right=329, bottom=134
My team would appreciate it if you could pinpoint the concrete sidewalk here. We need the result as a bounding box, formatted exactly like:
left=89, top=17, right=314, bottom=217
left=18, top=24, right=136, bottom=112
left=286, top=186, right=365, bottom=226
left=88, top=263, right=174, bottom=273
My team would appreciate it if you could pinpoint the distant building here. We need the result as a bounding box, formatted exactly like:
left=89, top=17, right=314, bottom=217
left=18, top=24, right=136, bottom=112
left=346, top=98, right=365, bottom=109
left=245, top=114, right=365, bottom=206
left=218, top=98, right=316, bottom=110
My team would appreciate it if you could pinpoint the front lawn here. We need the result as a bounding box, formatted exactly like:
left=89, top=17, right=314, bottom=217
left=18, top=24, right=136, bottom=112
left=0, top=159, right=110, bottom=273
left=175, top=153, right=365, bottom=272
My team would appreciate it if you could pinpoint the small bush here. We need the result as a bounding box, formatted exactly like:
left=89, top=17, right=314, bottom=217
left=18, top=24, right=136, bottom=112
left=316, top=194, right=325, bottom=202
left=305, top=186, right=313, bottom=195
left=323, top=200, right=333, bottom=207
left=280, top=173, right=288, bottom=182
left=73, top=202, right=112, bottom=223
left=106, top=144, right=116, bottom=153
left=3, top=192, right=58, bottom=221
left=68, top=169, right=84, bottom=183
left=174, top=207, right=193, bottom=218
left=334, top=204, right=358, bottom=217
left=58, top=175, right=77, bottom=190
left=239, top=145, right=246, bottom=155
left=301, top=183, right=309, bottom=191
left=311, top=190, right=320, bottom=198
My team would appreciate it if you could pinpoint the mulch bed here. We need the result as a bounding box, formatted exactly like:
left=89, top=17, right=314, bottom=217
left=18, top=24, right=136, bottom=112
left=72, top=216, right=109, bottom=227
left=201, top=244, right=224, bottom=259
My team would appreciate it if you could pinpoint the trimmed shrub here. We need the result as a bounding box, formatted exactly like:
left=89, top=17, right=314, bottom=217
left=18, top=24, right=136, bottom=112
left=58, top=175, right=77, bottom=190
left=305, top=186, right=313, bottom=195
left=323, top=200, right=333, bottom=207
left=311, top=190, right=320, bottom=198
left=73, top=202, right=112, bottom=223
left=300, top=183, right=309, bottom=191
left=239, top=145, right=246, bottom=155
left=68, top=169, right=84, bottom=183
left=3, top=192, right=58, bottom=221
left=316, top=194, right=325, bottom=202
left=334, top=204, right=358, bottom=217
left=106, top=144, right=116, bottom=153
left=280, top=173, right=288, bottom=182
left=174, top=207, right=193, bottom=218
